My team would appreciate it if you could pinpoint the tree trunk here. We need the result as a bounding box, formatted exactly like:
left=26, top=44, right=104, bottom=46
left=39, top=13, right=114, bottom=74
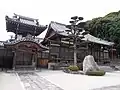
left=74, top=41, right=77, bottom=66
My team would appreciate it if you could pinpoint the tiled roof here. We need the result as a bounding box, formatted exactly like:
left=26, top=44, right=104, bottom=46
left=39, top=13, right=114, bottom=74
left=48, top=21, right=114, bottom=46
left=4, top=35, right=48, bottom=50
left=6, top=15, right=45, bottom=27
left=82, top=34, right=114, bottom=46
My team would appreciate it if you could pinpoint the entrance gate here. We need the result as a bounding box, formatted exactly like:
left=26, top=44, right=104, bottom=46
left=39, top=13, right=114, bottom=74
left=16, top=51, right=32, bottom=65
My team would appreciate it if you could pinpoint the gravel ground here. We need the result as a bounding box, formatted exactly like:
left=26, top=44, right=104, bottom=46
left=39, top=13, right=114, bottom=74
left=91, top=84, right=120, bottom=90
left=92, top=65, right=120, bottom=90
left=9, top=65, right=120, bottom=90
left=18, top=72, right=63, bottom=90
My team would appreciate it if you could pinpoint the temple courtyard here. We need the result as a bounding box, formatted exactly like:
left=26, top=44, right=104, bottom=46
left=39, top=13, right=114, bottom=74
left=1, top=67, right=120, bottom=90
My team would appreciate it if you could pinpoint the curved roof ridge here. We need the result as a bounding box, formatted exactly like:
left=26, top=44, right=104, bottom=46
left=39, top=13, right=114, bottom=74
left=50, top=21, right=66, bottom=26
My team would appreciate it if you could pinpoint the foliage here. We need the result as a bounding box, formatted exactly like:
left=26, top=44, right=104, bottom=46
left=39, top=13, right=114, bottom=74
left=85, top=70, right=106, bottom=76
left=85, top=10, right=120, bottom=54
left=67, top=65, right=79, bottom=71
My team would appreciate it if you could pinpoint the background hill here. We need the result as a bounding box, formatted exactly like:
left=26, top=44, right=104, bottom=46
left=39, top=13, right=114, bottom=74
left=85, top=10, right=120, bottom=55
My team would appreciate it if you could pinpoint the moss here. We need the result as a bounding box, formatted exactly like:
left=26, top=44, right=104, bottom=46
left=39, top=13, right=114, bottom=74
left=67, top=65, right=79, bottom=71
left=85, top=70, right=106, bottom=76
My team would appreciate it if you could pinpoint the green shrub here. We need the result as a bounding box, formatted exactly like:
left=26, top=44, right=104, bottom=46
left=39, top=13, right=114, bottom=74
left=67, top=65, right=79, bottom=71
left=85, top=70, right=106, bottom=76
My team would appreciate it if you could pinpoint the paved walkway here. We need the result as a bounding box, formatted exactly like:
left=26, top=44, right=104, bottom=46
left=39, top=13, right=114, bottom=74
left=18, top=72, right=63, bottom=90
left=0, top=72, right=25, bottom=90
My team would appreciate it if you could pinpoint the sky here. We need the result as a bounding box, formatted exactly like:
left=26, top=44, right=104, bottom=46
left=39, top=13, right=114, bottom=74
left=0, top=0, right=120, bottom=41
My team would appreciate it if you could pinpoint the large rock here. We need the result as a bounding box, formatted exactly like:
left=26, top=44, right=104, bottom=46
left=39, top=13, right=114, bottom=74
left=83, top=55, right=99, bottom=74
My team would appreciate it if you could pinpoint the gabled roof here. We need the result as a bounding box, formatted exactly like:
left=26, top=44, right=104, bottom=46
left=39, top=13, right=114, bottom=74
left=5, top=14, right=47, bottom=36
left=50, top=21, right=69, bottom=36
left=4, top=35, right=48, bottom=50
left=82, top=34, right=114, bottom=46
left=14, top=13, right=38, bottom=21
left=44, top=21, right=114, bottom=46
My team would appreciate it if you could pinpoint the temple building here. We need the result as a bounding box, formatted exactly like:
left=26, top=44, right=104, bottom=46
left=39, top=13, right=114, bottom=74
left=0, top=14, right=115, bottom=70
left=41, top=21, right=114, bottom=66
left=0, top=14, right=47, bottom=69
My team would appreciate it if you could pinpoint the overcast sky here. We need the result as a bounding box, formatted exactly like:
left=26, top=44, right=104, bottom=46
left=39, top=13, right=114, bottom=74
left=0, top=0, right=120, bottom=41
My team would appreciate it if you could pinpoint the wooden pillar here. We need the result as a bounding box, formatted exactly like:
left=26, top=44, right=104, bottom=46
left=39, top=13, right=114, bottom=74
left=100, top=48, right=101, bottom=62
left=35, top=53, right=37, bottom=70
left=96, top=47, right=99, bottom=62
left=32, top=54, right=34, bottom=65
left=2, top=50, right=5, bottom=71
left=98, top=47, right=100, bottom=62
left=48, top=41, right=51, bottom=61
left=5, top=49, right=8, bottom=70
left=102, top=46, right=104, bottom=62
left=2, top=49, right=6, bottom=70
left=31, top=53, right=36, bottom=70
left=59, top=38, right=61, bottom=61
left=96, top=45, right=98, bottom=63
left=12, top=50, right=16, bottom=70
left=23, top=52, right=24, bottom=65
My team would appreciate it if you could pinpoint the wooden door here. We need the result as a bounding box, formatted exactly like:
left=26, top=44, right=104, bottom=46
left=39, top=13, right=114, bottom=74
left=16, top=51, right=32, bottom=65
left=16, top=51, right=23, bottom=65
left=23, top=52, right=32, bottom=65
